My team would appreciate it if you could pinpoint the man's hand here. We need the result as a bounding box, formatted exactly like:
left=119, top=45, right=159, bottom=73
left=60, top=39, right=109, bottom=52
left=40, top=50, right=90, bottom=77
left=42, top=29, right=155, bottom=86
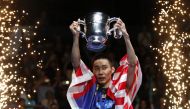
left=69, top=21, right=80, bottom=37
left=114, top=18, right=129, bottom=39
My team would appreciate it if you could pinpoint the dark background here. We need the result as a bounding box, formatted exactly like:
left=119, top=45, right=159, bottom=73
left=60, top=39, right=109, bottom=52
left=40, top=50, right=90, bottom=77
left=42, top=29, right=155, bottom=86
left=17, top=0, right=156, bottom=34
left=16, top=0, right=157, bottom=60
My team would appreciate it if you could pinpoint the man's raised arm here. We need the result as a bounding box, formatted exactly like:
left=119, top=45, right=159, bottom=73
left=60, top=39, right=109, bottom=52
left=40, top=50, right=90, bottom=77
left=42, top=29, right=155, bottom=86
left=69, top=21, right=81, bottom=70
left=114, top=19, right=138, bottom=90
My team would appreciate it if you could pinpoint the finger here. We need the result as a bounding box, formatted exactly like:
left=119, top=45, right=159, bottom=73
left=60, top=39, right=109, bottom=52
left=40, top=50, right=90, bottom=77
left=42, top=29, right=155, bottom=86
left=114, top=23, right=120, bottom=29
left=115, top=21, right=122, bottom=27
left=70, top=21, right=75, bottom=27
left=117, top=18, right=122, bottom=22
left=72, top=21, right=78, bottom=26
left=118, top=20, right=124, bottom=25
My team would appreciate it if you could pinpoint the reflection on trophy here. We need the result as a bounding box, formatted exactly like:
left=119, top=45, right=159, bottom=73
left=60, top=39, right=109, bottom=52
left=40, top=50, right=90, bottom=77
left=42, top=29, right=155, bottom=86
left=77, top=12, right=122, bottom=52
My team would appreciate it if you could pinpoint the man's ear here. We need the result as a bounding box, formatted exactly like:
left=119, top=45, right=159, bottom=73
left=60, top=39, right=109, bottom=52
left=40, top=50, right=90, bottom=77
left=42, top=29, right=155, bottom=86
left=111, top=67, right=115, bottom=74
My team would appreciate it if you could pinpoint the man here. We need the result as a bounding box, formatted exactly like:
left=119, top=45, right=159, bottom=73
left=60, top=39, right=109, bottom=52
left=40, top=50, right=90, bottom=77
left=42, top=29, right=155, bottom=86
left=67, top=17, right=142, bottom=109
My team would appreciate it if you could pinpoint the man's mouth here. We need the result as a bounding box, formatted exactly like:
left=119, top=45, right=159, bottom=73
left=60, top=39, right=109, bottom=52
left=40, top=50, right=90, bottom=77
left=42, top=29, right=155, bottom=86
left=97, top=77, right=105, bottom=81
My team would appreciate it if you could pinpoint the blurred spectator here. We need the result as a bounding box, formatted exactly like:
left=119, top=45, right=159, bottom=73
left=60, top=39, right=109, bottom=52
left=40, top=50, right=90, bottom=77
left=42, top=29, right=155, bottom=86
left=137, top=26, right=153, bottom=49
left=18, top=98, right=25, bottom=109
left=53, top=63, right=72, bottom=109
left=20, top=92, right=36, bottom=109
left=61, top=43, right=72, bottom=72
left=33, top=73, right=55, bottom=104
left=41, top=90, right=59, bottom=109
left=154, top=97, right=166, bottom=109
left=135, top=99, right=146, bottom=109
left=54, top=84, right=71, bottom=109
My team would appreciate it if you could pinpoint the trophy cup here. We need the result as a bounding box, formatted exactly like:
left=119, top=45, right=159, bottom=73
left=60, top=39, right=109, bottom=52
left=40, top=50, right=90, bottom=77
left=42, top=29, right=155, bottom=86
left=77, top=12, right=122, bottom=52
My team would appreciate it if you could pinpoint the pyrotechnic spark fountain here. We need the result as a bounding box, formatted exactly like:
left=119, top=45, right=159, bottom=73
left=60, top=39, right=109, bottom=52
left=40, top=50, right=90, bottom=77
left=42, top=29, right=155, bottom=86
left=152, top=0, right=190, bottom=108
left=0, top=0, right=45, bottom=108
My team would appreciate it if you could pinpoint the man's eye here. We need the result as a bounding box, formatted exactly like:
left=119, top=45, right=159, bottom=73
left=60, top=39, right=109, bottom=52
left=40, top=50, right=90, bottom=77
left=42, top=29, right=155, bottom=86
left=94, top=67, right=99, bottom=71
left=102, top=66, right=107, bottom=70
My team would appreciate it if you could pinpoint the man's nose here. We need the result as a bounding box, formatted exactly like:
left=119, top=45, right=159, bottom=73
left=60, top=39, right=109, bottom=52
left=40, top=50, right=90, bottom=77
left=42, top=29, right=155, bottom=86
left=98, top=69, right=104, bottom=74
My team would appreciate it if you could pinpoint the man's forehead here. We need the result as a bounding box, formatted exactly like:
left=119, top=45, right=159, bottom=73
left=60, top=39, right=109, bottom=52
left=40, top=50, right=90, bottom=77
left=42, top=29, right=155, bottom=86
left=93, top=58, right=109, bottom=63
left=93, top=59, right=110, bottom=66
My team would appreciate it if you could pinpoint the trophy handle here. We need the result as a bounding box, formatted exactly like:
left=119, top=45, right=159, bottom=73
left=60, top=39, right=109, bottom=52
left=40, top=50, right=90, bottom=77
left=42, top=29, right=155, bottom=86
left=77, top=19, right=87, bottom=40
left=107, top=17, right=122, bottom=39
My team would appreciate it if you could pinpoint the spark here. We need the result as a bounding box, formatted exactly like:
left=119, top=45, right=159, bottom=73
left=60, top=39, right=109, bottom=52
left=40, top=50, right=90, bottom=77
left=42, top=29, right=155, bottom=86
left=0, top=0, right=46, bottom=108
left=152, top=0, right=190, bottom=108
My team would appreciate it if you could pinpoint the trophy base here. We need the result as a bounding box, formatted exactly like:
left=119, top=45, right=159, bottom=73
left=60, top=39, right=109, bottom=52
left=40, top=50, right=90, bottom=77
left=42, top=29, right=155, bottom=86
left=86, top=43, right=106, bottom=52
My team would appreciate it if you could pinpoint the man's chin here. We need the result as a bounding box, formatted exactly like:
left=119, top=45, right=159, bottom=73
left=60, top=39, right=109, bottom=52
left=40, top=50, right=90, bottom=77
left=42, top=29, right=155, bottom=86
left=98, top=81, right=106, bottom=85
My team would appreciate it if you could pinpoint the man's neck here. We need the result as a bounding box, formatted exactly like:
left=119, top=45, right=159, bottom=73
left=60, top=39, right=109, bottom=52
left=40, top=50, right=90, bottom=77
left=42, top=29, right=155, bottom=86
left=98, top=81, right=110, bottom=88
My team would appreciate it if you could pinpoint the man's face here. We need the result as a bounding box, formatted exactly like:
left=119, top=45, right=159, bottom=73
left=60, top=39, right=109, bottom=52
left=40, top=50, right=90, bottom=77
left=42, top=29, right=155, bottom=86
left=93, top=59, right=115, bottom=88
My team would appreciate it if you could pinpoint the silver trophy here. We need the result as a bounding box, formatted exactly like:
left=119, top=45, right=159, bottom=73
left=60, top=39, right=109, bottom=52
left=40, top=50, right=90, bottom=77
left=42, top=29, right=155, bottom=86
left=77, top=12, right=122, bottom=52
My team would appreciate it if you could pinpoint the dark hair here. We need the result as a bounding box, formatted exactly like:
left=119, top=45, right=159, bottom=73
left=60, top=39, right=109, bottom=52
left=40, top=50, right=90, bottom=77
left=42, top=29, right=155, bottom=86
left=91, top=52, right=114, bottom=67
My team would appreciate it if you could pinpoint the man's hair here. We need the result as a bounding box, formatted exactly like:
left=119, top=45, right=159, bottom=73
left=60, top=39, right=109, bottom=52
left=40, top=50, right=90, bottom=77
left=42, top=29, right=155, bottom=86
left=91, top=52, right=115, bottom=67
